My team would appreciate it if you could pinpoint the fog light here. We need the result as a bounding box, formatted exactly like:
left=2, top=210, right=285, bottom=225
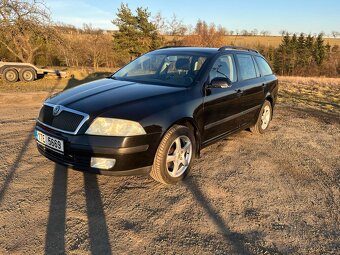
left=91, top=157, right=116, bottom=170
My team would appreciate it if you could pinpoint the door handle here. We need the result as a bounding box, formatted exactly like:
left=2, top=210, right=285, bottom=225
left=235, top=89, right=243, bottom=94
left=262, top=83, right=265, bottom=87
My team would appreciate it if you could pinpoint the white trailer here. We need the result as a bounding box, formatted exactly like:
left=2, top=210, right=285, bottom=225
left=0, top=62, right=65, bottom=82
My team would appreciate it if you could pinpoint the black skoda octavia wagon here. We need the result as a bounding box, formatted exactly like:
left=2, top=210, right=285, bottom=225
left=36, top=46, right=278, bottom=184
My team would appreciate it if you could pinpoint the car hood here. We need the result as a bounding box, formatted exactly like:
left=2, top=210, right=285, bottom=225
left=46, top=78, right=186, bottom=116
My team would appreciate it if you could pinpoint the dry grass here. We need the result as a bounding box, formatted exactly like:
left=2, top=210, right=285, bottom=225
left=278, top=76, right=340, bottom=114
left=279, top=76, right=340, bottom=86
left=223, top=36, right=340, bottom=48
left=165, top=35, right=340, bottom=48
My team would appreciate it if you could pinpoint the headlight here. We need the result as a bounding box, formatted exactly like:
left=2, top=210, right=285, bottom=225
left=85, top=118, right=146, bottom=136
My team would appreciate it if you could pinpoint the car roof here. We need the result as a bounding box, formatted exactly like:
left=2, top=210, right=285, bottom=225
left=154, top=47, right=218, bottom=55
left=154, top=46, right=260, bottom=56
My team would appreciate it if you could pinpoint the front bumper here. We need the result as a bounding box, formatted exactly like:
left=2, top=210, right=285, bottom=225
left=35, top=122, right=161, bottom=175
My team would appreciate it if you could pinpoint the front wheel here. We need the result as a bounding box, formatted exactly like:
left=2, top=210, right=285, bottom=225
left=250, top=100, right=272, bottom=134
left=150, top=125, right=195, bottom=184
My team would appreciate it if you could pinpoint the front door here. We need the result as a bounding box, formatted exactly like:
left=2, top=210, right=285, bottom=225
left=202, top=54, right=241, bottom=143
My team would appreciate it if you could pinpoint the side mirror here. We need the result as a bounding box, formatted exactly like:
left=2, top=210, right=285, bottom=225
left=208, top=77, right=232, bottom=88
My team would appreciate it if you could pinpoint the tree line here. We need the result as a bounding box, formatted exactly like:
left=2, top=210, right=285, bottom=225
left=262, top=33, right=339, bottom=77
left=0, top=1, right=339, bottom=77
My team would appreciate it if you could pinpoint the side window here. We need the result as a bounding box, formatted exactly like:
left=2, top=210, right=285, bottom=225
left=255, top=56, right=273, bottom=76
left=253, top=56, right=261, bottom=77
left=236, top=54, right=257, bottom=81
left=209, top=54, right=237, bottom=83
left=193, top=57, right=206, bottom=72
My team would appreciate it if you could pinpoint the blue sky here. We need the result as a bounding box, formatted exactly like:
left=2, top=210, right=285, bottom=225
left=46, top=0, right=340, bottom=35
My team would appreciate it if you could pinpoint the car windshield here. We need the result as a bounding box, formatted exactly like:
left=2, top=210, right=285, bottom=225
left=112, top=52, right=208, bottom=87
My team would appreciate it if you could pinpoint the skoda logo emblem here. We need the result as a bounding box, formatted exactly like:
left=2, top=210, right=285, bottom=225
left=53, top=105, right=62, bottom=116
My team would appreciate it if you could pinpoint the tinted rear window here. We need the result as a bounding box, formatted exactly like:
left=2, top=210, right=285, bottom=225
left=236, top=54, right=257, bottom=81
left=255, top=56, right=273, bottom=76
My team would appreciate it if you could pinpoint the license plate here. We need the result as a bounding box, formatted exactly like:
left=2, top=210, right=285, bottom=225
left=35, top=130, right=64, bottom=153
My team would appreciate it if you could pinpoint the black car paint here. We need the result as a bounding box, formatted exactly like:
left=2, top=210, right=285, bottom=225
left=36, top=47, right=278, bottom=175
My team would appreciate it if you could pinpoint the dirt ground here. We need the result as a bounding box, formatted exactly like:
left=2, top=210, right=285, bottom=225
left=0, top=76, right=339, bottom=254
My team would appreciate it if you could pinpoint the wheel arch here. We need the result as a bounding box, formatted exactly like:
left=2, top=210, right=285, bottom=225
left=264, top=93, right=274, bottom=119
left=165, top=117, right=201, bottom=157
left=265, top=93, right=273, bottom=106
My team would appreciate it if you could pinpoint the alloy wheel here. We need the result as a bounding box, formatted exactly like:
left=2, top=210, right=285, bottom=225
left=166, top=135, right=192, bottom=178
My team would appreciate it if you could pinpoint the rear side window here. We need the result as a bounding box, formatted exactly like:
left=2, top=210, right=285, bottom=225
left=236, top=54, right=257, bottom=81
left=255, top=56, right=273, bottom=76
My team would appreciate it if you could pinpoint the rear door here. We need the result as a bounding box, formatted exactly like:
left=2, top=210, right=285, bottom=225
left=235, top=54, right=265, bottom=128
left=202, top=54, right=241, bottom=143
left=254, top=55, right=278, bottom=104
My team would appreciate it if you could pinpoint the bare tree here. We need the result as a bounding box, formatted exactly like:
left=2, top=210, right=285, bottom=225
left=58, top=24, right=113, bottom=68
left=166, top=14, right=187, bottom=36
left=279, top=30, right=288, bottom=36
left=240, top=29, right=247, bottom=36
left=152, top=11, right=167, bottom=34
left=186, top=24, right=194, bottom=35
left=184, top=20, right=225, bottom=47
left=260, top=30, right=271, bottom=36
left=0, top=0, right=59, bottom=63
left=251, top=28, right=258, bottom=36
left=83, top=24, right=111, bottom=69
left=217, top=25, right=227, bottom=35
left=331, top=30, right=339, bottom=38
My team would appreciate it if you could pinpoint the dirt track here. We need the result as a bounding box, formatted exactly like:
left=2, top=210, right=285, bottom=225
left=0, top=79, right=339, bottom=254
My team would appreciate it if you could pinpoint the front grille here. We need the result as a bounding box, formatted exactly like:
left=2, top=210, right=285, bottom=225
left=38, top=105, right=87, bottom=133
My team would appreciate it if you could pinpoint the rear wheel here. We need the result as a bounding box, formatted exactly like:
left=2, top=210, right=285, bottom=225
left=150, top=125, right=195, bottom=184
left=3, top=68, right=19, bottom=82
left=250, top=100, right=272, bottom=134
left=19, top=68, right=36, bottom=82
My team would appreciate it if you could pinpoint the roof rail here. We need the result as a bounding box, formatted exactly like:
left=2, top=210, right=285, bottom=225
left=159, top=45, right=190, bottom=49
left=218, top=45, right=259, bottom=53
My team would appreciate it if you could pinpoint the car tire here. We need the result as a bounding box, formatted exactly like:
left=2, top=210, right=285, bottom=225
left=150, top=125, right=196, bottom=184
left=3, top=68, right=19, bottom=82
left=250, top=100, right=272, bottom=134
left=19, top=68, right=36, bottom=82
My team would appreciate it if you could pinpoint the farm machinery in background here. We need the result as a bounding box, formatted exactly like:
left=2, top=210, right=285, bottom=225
left=0, top=62, right=66, bottom=82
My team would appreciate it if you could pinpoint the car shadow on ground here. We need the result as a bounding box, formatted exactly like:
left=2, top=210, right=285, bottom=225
left=45, top=164, right=112, bottom=254
left=44, top=74, right=113, bottom=254
left=44, top=166, right=256, bottom=254
left=184, top=178, right=252, bottom=254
